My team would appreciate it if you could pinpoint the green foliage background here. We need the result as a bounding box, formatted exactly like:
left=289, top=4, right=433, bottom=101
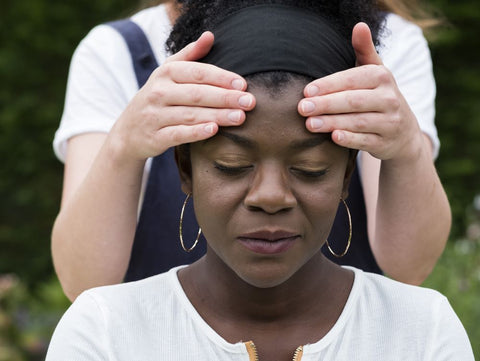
left=0, top=0, right=479, bottom=359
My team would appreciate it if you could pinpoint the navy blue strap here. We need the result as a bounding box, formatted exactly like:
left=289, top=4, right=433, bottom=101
left=108, top=19, right=159, bottom=88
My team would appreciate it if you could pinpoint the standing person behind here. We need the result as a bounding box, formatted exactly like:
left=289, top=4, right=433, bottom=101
left=51, top=0, right=451, bottom=300
left=46, top=3, right=473, bottom=359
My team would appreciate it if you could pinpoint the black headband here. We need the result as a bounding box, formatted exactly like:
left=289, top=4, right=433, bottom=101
left=201, top=4, right=356, bottom=79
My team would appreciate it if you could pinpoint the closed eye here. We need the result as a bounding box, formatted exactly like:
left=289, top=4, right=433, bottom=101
left=291, top=168, right=327, bottom=178
left=214, top=162, right=253, bottom=175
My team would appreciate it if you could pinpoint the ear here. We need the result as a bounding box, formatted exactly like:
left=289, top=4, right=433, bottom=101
left=341, top=149, right=358, bottom=200
left=174, top=145, right=193, bottom=195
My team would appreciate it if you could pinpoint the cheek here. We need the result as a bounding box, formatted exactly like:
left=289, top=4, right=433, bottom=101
left=297, top=161, right=348, bottom=201
left=295, top=171, right=348, bottom=239
left=304, top=187, right=341, bottom=224
left=190, top=164, right=245, bottom=234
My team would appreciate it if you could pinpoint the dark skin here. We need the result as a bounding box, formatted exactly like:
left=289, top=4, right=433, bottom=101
left=176, top=79, right=356, bottom=361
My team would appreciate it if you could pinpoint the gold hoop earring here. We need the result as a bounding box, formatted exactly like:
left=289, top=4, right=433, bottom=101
left=179, top=193, right=202, bottom=252
left=326, top=198, right=352, bottom=258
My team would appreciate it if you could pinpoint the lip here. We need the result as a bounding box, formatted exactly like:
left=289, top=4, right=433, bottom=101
left=237, top=230, right=300, bottom=255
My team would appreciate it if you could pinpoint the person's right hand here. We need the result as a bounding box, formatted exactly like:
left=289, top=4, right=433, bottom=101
left=108, top=31, right=256, bottom=164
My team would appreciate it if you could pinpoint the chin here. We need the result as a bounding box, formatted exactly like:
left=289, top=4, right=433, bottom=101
left=235, top=263, right=299, bottom=289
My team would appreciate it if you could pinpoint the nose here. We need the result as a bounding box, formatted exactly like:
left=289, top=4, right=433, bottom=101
left=244, top=163, right=297, bottom=214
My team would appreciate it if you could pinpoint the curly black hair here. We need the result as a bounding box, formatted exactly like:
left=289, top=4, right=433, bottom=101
left=167, top=0, right=385, bottom=54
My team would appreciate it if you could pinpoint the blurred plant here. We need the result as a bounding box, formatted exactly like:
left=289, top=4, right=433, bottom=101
left=423, top=196, right=480, bottom=358
left=0, top=0, right=135, bottom=289
left=0, top=275, right=69, bottom=361
left=429, top=0, right=480, bottom=239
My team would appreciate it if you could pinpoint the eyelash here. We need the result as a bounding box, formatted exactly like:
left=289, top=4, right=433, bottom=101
left=214, top=163, right=327, bottom=179
left=292, top=168, right=327, bottom=178
left=214, top=162, right=252, bottom=175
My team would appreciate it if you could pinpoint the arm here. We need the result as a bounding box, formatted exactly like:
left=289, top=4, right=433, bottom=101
left=51, top=133, right=144, bottom=301
left=299, top=23, right=450, bottom=284
left=52, top=32, right=255, bottom=301
left=361, top=137, right=450, bottom=284
left=361, top=15, right=449, bottom=284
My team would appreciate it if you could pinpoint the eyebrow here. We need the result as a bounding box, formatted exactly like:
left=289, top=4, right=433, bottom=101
left=216, top=129, right=329, bottom=150
left=290, top=135, right=329, bottom=150
left=217, top=130, right=256, bottom=148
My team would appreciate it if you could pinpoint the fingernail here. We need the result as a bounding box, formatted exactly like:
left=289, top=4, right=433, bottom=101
left=231, top=78, right=244, bottom=90
left=239, top=95, right=253, bottom=108
left=204, top=124, right=215, bottom=134
left=306, top=85, right=319, bottom=97
left=336, top=131, right=345, bottom=142
left=301, top=100, right=315, bottom=114
left=228, top=110, right=242, bottom=123
left=310, top=117, right=324, bottom=129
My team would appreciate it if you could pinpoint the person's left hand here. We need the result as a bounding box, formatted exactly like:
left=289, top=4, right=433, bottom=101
left=298, top=22, right=425, bottom=164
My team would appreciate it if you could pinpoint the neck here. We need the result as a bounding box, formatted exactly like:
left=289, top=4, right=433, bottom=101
left=179, top=251, right=353, bottom=324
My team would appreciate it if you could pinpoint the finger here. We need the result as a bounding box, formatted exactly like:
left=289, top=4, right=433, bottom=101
left=352, top=22, right=383, bottom=66
left=330, top=129, right=383, bottom=153
left=155, top=122, right=219, bottom=149
left=156, top=83, right=256, bottom=110
left=155, top=106, right=246, bottom=128
left=302, top=23, right=382, bottom=99
left=305, top=112, right=387, bottom=134
left=164, top=32, right=247, bottom=91
left=166, top=31, right=214, bottom=63
left=162, top=61, right=247, bottom=90
left=302, top=65, right=381, bottom=98
left=299, top=89, right=383, bottom=117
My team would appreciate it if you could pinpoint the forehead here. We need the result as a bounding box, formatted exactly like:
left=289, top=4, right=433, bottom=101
left=236, top=79, right=329, bottom=143
left=195, top=77, right=332, bottom=152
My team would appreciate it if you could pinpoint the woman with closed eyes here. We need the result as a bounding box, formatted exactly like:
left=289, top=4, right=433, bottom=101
left=46, top=2, right=472, bottom=360
left=50, top=0, right=451, bottom=302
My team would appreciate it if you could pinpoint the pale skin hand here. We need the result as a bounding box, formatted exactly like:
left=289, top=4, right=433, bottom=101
left=298, top=23, right=451, bottom=285
left=51, top=32, right=256, bottom=301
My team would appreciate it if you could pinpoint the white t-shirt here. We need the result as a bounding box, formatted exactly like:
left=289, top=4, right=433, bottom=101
left=45, top=266, right=473, bottom=360
left=53, top=5, right=440, bottom=162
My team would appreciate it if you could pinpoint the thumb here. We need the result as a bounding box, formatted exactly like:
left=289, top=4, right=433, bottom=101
left=166, top=31, right=215, bottom=63
left=352, top=23, right=382, bottom=66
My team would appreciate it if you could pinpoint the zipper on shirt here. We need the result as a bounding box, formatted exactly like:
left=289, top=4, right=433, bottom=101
left=292, top=346, right=304, bottom=360
left=246, top=341, right=259, bottom=361
left=245, top=341, right=303, bottom=361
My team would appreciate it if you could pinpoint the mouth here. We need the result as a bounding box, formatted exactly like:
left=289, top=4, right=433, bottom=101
left=237, top=230, right=300, bottom=255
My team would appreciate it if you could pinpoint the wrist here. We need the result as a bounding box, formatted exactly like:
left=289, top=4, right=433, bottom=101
left=102, top=132, right=146, bottom=173
left=384, top=131, right=432, bottom=170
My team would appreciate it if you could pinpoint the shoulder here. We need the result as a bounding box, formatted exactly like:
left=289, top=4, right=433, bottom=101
left=77, top=4, right=171, bottom=63
left=84, top=266, right=180, bottom=310
left=53, top=4, right=172, bottom=160
left=348, top=266, right=462, bottom=333
left=378, top=13, right=430, bottom=66
left=382, top=12, right=423, bottom=36
left=379, top=12, right=425, bottom=48
left=347, top=267, right=473, bottom=358
left=60, top=269, right=182, bottom=333
left=308, top=267, right=474, bottom=359
left=46, top=268, right=186, bottom=359
left=352, top=267, right=448, bottom=310
left=127, top=4, right=172, bottom=63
